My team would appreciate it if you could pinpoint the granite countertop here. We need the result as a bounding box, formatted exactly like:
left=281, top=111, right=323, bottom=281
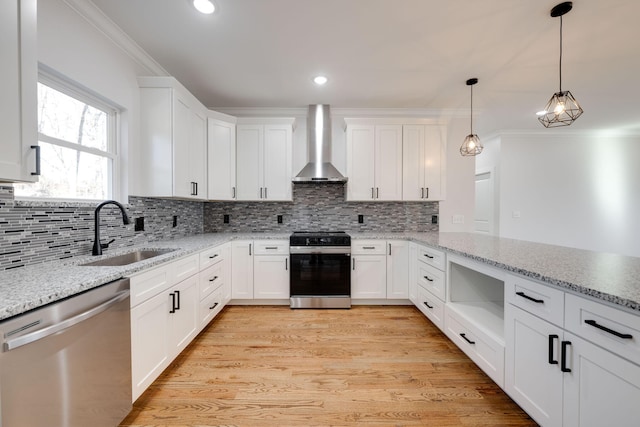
left=351, top=232, right=640, bottom=313
left=1, top=231, right=639, bottom=321
left=0, top=233, right=289, bottom=321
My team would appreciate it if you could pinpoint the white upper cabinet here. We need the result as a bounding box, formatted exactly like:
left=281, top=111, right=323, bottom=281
left=235, top=118, right=293, bottom=201
left=207, top=113, right=237, bottom=200
left=137, top=76, right=208, bottom=200
left=345, top=121, right=403, bottom=201
left=402, top=125, right=445, bottom=201
left=0, top=0, right=38, bottom=183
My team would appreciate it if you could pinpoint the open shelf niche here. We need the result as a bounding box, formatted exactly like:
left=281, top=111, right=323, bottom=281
left=447, top=255, right=505, bottom=345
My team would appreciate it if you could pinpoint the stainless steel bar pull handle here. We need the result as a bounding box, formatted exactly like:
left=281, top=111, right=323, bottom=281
left=249, top=244, right=252, bottom=255
left=4, top=291, right=129, bottom=351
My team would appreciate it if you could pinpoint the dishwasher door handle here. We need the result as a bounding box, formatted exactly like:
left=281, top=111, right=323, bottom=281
left=4, top=290, right=130, bottom=351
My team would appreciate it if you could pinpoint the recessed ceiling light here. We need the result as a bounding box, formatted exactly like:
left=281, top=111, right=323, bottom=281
left=313, top=76, right=328, bottom=85
left=193, top=0, right=215, bottom=14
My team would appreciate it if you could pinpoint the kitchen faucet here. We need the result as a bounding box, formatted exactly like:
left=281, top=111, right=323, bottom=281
left=92, top=200, right=131, bottom=256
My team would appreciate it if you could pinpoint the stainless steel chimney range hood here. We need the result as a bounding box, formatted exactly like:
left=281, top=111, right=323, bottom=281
left=293, top=104, right=347, bottom=183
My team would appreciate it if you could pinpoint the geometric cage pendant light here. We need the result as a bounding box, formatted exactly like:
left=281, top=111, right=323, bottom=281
left=538, top=1, right=583, bottom=128
left=460, top=78, right=483, bottom=156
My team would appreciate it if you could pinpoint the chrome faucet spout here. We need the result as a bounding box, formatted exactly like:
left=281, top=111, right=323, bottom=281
left=92, top=200, right=130, bottom=256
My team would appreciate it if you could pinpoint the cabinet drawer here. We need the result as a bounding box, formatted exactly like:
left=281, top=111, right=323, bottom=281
left=416, top=286, right=445, bottom=331
left=351, top=240, right=386, bottom=255
left=445, top=306, right=505, bottom=387
left=417, top=262, right=445, bottom=301
left=253, top=240, right=289, bottom=255
left=200, top=287, right=225, bottom=328
left=417, top=245, right=445, bottom=270
left=199, top=245, right=224, bottom=269
left=565, top=293, right=640, bottom=365
left=130, top=263, right=174, bottom=307
left=199, top=262, right=224, bottom=299
left=173, top=253, right=200, bottom=283
left=506, top=274, right=564, bottom=327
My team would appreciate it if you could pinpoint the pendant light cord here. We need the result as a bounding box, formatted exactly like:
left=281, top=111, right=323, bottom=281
left=559, top=15, right=563, bottom=92
left=470, top=84, right=474, bottom=134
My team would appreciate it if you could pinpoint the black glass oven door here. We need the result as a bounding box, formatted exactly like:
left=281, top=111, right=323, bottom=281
left=290, top=253, right=350, bottom=297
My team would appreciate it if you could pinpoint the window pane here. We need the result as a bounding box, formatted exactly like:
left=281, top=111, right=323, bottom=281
left=38, top=83, right=109, bottom=151
left=15, top=142, right=110, bottom=200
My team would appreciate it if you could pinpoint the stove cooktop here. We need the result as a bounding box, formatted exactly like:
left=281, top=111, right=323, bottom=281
left=290, top=231, right=350, bottom=246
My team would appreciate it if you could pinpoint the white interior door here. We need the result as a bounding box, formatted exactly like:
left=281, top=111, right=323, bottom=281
left=475, top=171, right=494, bottom=234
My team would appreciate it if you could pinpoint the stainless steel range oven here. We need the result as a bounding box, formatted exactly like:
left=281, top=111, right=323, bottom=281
left=289, top=231, right=351, bottom=309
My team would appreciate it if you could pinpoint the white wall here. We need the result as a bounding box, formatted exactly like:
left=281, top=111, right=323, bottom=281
left=495, top=132, right=640, bottom=257
left=438, top=118, right=475, bottom=232
left=37, top=0, right=156, bottom=199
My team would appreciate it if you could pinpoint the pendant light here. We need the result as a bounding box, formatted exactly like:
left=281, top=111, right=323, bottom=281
left=538, top=2, right=583, bottom=128
left=460, top=78, right=483, bottom=156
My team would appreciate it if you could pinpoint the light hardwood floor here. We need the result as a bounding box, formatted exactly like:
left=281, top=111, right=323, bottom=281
left=120, top=305, right=536, bottom=427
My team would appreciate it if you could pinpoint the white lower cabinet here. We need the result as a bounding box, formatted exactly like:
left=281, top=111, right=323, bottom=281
left=168, top=275, right=199, bottom=355
left=351, top=254, right=387, bottom=299
left=505, top=275, right=640, bottom=427
left=505, top=304, right=564, bottom=427
left=130, top=245, right=231, bottom=402
left=130, top=254, right=200, bottom=401
left=415, top=285, right=445, bottom=330
left=253, top=255, right=289, bottom=299
left=445, top=305, right=505, bottom=387
left=386, top=240, right=408, bottom=299
left=231, top=241, right=254, bottom=299
left=562, top=332, right=640, bottom=427
left=130, top=286, right=172, bottom=400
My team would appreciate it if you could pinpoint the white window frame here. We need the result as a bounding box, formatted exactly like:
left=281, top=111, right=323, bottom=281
left=15, top=69, right=121, bottom=203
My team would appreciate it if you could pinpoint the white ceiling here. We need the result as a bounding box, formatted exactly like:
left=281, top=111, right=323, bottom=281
left=90, top=0, right=640, bottom=134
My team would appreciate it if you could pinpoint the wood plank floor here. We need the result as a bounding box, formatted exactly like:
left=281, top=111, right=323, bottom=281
left=120, top=305, right=537, bottom=427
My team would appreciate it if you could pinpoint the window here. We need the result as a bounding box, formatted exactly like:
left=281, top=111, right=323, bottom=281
left=14, top=73, right=119, bottom=201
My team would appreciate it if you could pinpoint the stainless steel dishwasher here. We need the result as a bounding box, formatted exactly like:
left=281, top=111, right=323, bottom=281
left=0, top=278, right=132, bottom=427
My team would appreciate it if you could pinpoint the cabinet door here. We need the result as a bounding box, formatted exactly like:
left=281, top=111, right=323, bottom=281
left=263, top=124, right=292, bottom=201
left=189, top=108, right=207, bottom=200
left=505, top=305, right=564, bottom=427
left=346, top=125, right=376, bottom=200
left=131, top=290, right=171, bottom=401
left=386, top=240, right=408, bottom=299
left=207, top=118, right=236, bottom=200
left=168, top=275, right=199, bottom=356
left=402, top=125, right=425, bottom=201
left=172, top=97, right=192, bottom=198
left=408, top=243, right=418, bottom=304
left=236, top=125, right=264, bottom=201
left=0, top=0, right=37, bottom=182
left=563, top=332, right=640, bottom=427
left=254, top=255, right=290, bottom=299
left=351, top=255, right=387, bottom=299
left=423, top=125, right=444, bottom=201
left=231, top=241, right=254, bottom=298
left=374, top=125, right=403, bottom=201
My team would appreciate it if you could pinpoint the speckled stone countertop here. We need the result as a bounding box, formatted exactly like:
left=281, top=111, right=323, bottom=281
left=351, top=232, right=640, bottom=313
left=2, top=231, right=640, bottom=321
left=0, top=233, right=289, bottom=321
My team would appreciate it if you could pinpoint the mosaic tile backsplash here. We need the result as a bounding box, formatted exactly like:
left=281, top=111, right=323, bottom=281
left=204, top=183, right=439, bottom=233
left=0, top=183, right=438, bottom=270
left=0, top=186, right=203, bottom=270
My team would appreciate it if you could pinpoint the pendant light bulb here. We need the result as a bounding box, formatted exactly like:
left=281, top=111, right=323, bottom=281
left=538, top=2, right=583, bottom=128
left=460, top=78, right=483, bottom=157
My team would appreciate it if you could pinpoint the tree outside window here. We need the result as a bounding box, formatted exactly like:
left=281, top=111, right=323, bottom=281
left=14, top=76, right=117, bottom=200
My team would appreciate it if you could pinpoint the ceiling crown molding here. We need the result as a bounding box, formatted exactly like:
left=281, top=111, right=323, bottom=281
left=62, top=0, right=168, bottom=76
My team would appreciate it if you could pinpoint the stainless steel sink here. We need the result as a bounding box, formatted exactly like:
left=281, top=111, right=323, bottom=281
left=80, top=249, right=176, bottom=266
